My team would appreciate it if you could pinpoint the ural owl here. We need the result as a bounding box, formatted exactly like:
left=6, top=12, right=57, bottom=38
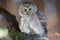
left=19, top=2, right=49, bottom=40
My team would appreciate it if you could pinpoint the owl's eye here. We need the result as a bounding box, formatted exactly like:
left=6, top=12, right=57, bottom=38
left=29, top=8, right=31, bottom=10
left=24, top=9, right=27, bottom=11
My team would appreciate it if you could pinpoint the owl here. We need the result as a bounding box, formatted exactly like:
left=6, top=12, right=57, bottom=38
left=19, top=2, right=49, bottom=40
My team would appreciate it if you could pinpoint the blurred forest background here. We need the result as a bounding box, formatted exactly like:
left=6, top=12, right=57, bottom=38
left=0, top=0, right=60, bottom=40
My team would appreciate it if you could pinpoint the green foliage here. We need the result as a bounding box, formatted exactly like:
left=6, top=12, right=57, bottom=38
left=12, top=31, right=26, bottom=40
left=0, top=27, right=9, bottom=38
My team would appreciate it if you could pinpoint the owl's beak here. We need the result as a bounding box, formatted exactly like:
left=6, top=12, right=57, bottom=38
left=27, top=11, right=30, bottom=15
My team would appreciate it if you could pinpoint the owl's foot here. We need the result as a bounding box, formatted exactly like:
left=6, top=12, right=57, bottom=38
left=38, top=37, right=49, bottom=40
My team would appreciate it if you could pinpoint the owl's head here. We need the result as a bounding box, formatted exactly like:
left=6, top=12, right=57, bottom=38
left=19, top=2, right=37, bottom=17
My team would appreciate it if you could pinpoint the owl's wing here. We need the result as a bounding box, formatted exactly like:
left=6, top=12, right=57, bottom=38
left=36, top=10, right=47, bottom=34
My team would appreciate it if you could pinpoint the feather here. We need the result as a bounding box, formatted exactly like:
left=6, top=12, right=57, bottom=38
left=36, top=11, right=48, bottom=34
